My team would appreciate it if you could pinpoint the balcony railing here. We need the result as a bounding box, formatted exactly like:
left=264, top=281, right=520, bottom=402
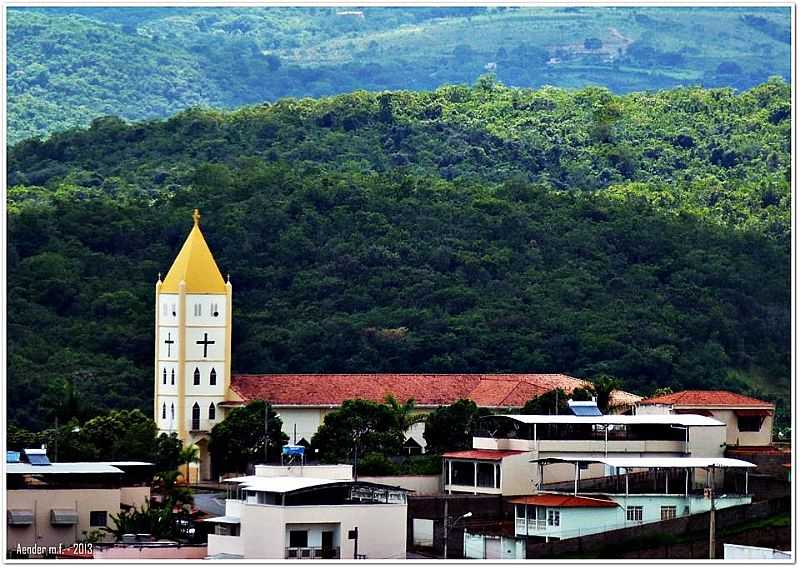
left=285, top=547, right=340, bottom=559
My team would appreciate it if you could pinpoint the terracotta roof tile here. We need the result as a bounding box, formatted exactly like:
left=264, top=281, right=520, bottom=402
left=230, top=373, right=590, bottom=407
left=639, top=390, right=774, bottom=408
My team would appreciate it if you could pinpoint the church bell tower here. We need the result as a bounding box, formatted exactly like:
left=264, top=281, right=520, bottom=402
left=154, top=209, right=232, bottom=456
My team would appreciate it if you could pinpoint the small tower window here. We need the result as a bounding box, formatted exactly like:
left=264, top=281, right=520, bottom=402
left=162, top=368, right=167, bottom=385
left=209, top=403, right=216, bottom=420
left=194, top=304, right=202, bottom=317
left=192, top=403, right=201, bottom=431
left=212, top=303, right=219, bottom=317
left=170, top=403, right=175, bottom=420
left=162, top=303, right=168, bottom=316
left=162, top=403, right=166, bottom=419
left=171, top=369, right=175, bottom=385
left=193, top=367, right=200, bottom=385
left=210, top=368, right=217, bottom=386
left=171, top=304, right=177, bottom=317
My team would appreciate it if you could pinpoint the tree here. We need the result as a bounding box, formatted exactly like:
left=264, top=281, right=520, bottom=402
left=311, top=399, right=405, bottom=464
left=178, top=444, right=200, bottom=485
left=521, top=389, right=569, bottom=415
left=383, top=394, right=425, bottom=431
left=592, top=374, right=623, bottom=413
left=651, top=386, right=674, bottom=398
left=423, top=399, right=490, bottom=454
left=154, top=432, right=183, bottom=472
left=209, top=401, right=286, bottom=475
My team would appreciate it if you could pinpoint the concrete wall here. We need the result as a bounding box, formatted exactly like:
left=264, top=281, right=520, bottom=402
left=359, top=475, right=440, bottom=495
left=7, top=489, right=121, bottom=549
left=94, top=545, right=208, bottom=559
left=210, top=502, right=406, bottom=559
left=709, top=409, right=773, bottom=446
left=119, top=486, right=150, bottom=508
left=501, top=452, right=537, bottom=495
left=255, top=464, right=353, bottom=480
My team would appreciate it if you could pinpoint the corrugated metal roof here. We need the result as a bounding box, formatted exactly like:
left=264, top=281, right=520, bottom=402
left=202, top=515, right=241, bottom=524
left=509, top=494, right=618, bottom=508
left=532, top=456, right=756, bottom=469
left=7, top=462, right=124, bottom=475
left=497, top=414, right=724, bottom=427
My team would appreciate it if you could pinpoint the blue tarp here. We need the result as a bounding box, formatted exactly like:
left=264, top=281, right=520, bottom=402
left=282, top=445, right=305, bottom=457
left=6, top=451, right=20, bottom=463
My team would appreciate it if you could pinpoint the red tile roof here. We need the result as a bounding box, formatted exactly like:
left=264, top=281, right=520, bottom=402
left=230, top=373, right=592, bottom=408
left=442, top=449, right=525, bottom=461
left=639, top=390, right=773, bottom=408
left=509, top=494, right=618, bottom=508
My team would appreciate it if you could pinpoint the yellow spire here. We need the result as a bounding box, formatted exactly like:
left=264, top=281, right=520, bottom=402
left=161, top=209, right=227, bottom=293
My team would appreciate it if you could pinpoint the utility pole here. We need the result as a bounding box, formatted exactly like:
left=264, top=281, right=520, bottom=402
left=264, top=409, right=269, bottom=464
left=709, top=466, right=716, bottom=559
left=54, top=417, right=59, bottom=462
left=352, top=526, right=359, bottom=559
left=443, top=498, right=449, bottom=559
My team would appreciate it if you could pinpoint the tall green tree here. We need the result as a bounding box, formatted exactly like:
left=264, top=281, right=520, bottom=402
left=208, top=401, right=287, bottom=475
left=423, top=399, right=491, bottom=454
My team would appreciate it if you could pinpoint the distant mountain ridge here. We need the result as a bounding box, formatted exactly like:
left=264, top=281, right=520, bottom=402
left=7, top=6, right=791, bottom=144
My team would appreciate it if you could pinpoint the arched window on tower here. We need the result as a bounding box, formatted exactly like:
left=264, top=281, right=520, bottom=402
left=170, top=403, right=175, bottom=420
left=210, top=368, right=217, bottom=386
left=171, top=369, right=175, bottom=385
left=209, top=403, right=216, bottom=420
left=162, top=368, right=167, bottom=385
left=194, top=367, right=200, bottom=385
left=162, top=403, right=166, bottom=420
left=192, top=403, right=200, bottom=431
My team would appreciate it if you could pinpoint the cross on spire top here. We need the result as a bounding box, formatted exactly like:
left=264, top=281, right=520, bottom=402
left=192, top=208, right=201, bottom=226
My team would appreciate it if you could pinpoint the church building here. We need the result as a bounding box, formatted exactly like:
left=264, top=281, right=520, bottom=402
left=155, top=211, right=641, bottom=480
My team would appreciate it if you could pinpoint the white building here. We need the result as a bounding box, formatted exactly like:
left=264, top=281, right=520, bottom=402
left=464, top=456, right=755, bottom=559
left=204, top=465, right=408, bottom=559
left=442, top=413, right=727, bottom=496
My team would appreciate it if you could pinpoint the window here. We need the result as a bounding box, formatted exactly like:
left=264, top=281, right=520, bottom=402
left=210, top=368, right=217, bottom=386
left=547, top=510, right=560, bottom=526
left=194, top=304, right=202, bottom=317
left=171, top=369, right=175, bottom=385
left=162, top=403, right=166, bottom=420
left=212, top=302, right=219, bottom=317
left=170, top=404, right=175, bottom=420
left=209, top=403, right=216, bottom=420
left=162, top=368, right=167, bottom=385
left=289, top=530, right=308, bottom=548
left=626, top=506, right=643, bottom=522
left=738, top=416, right=764, bottom=432
left=192, top=403, right=200, bottom=430
left=477, top=462, right=495, bottom=487
left=194, top=367, right=200, bottom=385
left=162, top=303, right=168, bottom=316
left=661, top=505, right=677, bottom=520
left=89, top=511, right=107, bottom=527
left=171, top=303, right=176, bottom=317
left=449, top=461, right=475, bottom=486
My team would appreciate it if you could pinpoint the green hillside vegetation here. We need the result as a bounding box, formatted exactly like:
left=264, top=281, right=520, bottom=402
left=7, top=81, right=790, bottom=432
left=7, top=6, right=791, bottom=143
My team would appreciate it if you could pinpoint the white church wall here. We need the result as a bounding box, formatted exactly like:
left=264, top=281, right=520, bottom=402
left=158, top=325, right=180, bottom=360
left=185, top=293, right=227, bottom=327
left=184, top=397, right=224, bottom=432
left=185, top=327, right=226, bottom=361
left=159, top=293, right=180, bottom=323
left=184, top=362, right=226, bottom=397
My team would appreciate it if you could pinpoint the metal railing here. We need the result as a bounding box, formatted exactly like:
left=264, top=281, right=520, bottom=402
left=285, top=547, right=340, bottom=559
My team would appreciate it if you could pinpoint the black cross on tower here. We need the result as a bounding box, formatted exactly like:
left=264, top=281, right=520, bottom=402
left=196, top=333, right=216, bottom=358
left=164, top=332, right=175, bottom=357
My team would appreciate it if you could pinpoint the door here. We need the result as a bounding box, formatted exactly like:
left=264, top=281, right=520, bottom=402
left=485, top=536, right=502, bottom=559
left=321, top=530, right=336, bottom=559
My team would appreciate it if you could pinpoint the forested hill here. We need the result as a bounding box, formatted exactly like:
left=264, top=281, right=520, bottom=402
left=7, top=82, right=791, bottom=431
left=7, top=6, right=791, bottom=143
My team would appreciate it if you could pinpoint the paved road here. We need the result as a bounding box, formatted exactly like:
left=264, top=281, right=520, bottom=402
left=194, top=492, right=226, bottom=516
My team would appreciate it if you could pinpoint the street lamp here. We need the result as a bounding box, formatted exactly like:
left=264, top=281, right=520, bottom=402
left=265, top=411, right=281, bottom=464
left=443, top=511, right=472, bottom=559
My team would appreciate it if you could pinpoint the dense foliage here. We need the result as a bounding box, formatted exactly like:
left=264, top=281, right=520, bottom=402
left=208, top=401, right=287, bottom=475
left=311, top=399, right=407, bottom=464
left=7, top=82, right=791, bottom=433
left=7, top=6, right=790, bottom=143
left=424, top=400, right=492, bottom=454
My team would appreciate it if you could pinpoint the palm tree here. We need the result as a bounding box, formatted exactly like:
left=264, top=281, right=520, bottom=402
left=592, top=374, right=623, bottom=413
left=384, top=394, right=427, bottom=431
left=155, top=469, right=194, bottom=509
left=178, top=444, right=200, bottom=485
